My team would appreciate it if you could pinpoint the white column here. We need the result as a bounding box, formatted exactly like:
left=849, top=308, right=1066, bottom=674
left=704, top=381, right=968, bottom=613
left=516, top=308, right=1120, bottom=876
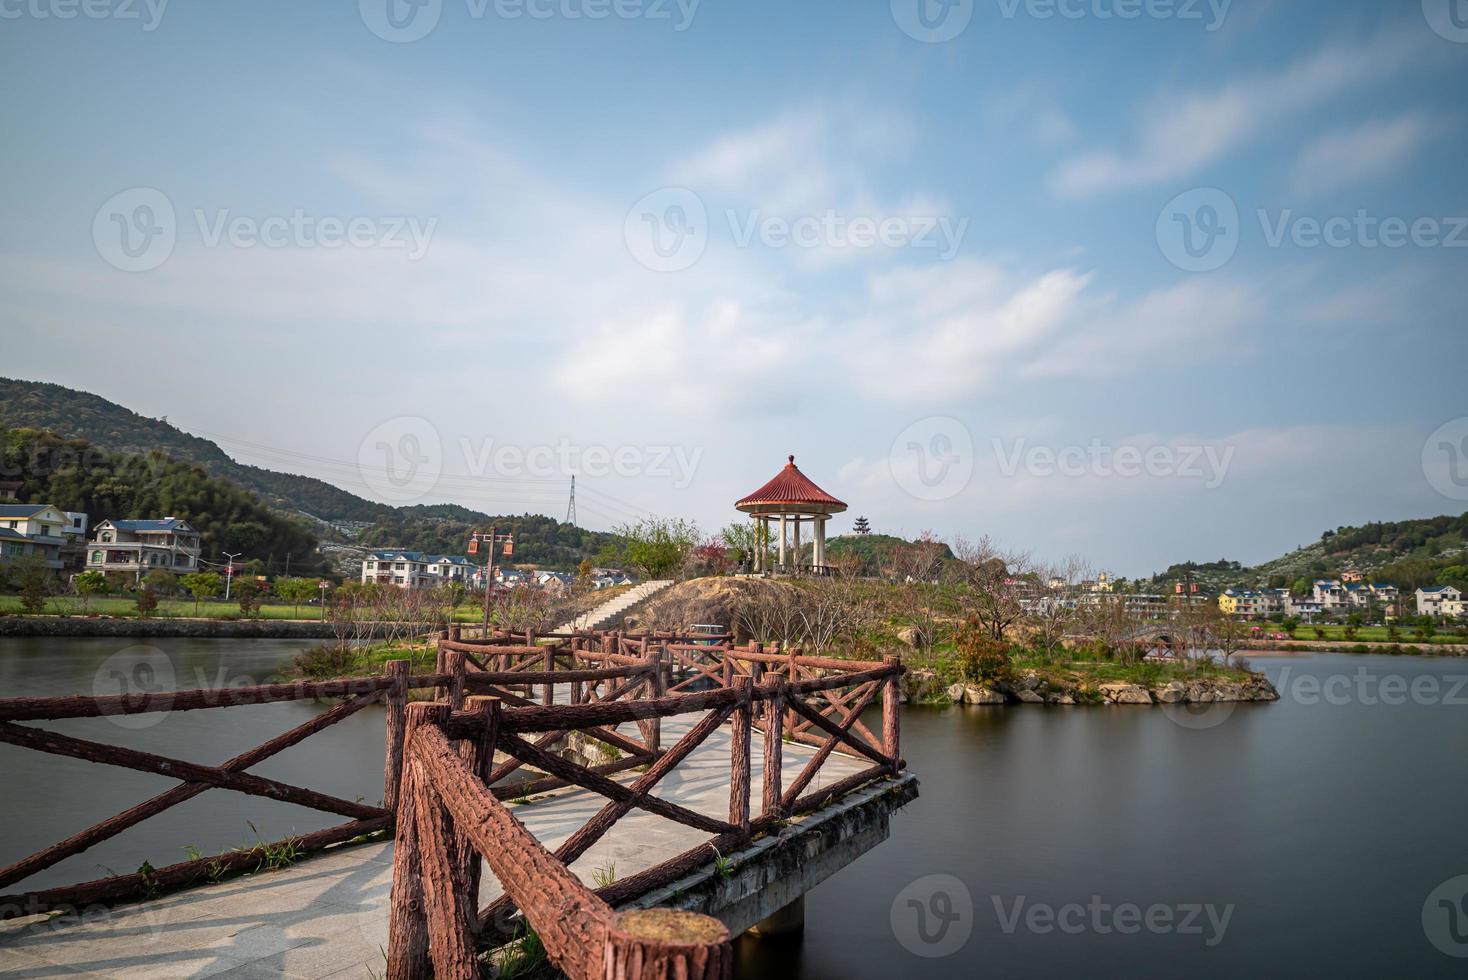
left=793, top=518, right=802, bottom=570
left=778, top=514, right=787, bottom=568
left=815, top=517, right=826, bottom=569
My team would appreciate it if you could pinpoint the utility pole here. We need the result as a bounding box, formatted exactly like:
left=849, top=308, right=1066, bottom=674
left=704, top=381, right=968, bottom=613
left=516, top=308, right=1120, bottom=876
left=223, top=551, right=242, bottom=601
left=565, top=475, right=577, bottom=527
left=471, top=528, right=514, bottom=635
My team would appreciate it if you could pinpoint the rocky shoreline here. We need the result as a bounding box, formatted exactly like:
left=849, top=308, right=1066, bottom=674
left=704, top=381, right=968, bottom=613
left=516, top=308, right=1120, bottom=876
left=906, top=668, right=1280, bottom=707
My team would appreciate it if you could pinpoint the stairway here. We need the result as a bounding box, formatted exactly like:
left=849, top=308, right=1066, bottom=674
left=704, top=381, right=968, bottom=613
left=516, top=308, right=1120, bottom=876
left=553, top=580, right=674, bottom=634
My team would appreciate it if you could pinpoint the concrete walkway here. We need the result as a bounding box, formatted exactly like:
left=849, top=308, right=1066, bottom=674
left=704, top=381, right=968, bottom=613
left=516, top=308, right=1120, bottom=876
left=0, top=712, right=867, bottom=979
left=552, top=580, right=674, bottom=634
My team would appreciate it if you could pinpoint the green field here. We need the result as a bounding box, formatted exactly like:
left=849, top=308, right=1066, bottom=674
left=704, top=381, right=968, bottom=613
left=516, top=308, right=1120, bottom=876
left=1281, top=624, right=1465, bottom=645
left=0, top=595, right=496, bottom=622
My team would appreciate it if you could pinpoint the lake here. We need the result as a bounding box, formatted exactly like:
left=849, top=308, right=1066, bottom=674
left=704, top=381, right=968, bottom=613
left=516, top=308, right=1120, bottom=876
left=2, top=640, right=1465, bottom=976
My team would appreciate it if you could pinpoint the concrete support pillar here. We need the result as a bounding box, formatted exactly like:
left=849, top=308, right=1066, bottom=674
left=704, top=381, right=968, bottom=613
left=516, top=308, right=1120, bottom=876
left=792, top=518, right=801, bottom=570
left=815, top=517, right=826, bottom=569
left=778, top=515, right=787, bottom=568
left=749, top=896, right=805, bottom=938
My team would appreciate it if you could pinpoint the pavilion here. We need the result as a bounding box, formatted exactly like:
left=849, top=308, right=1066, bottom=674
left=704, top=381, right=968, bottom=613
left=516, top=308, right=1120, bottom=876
left=735, top=455, right=848, bottom=574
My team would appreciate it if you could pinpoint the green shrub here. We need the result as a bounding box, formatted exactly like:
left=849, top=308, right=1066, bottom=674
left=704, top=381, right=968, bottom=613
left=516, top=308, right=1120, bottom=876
left=954, top=619, right=1013, bottom=687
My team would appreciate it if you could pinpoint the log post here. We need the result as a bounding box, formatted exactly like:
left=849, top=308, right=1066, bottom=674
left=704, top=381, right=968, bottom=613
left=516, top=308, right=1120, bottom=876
left=604, top=909, right=731, bottom=980
left=382, top=659, right=411, bottom=813
left=413, top=768, right=477, bottom=979
left=543, top=641, right=555, bottom=707
left=446, top=651, right=467, bottom=711
left=434, top=641, right=448, bottom=702
left=729, top=676, right=751, bottom=833
left=450, top=626, right=461, bottom=641
left=648, top=648, right=666, bottom=755
left=762, top=680, right=785, bottom=820
left=882, top=656, right=902, bottom=775
left=456, top=696, right=499, bottom=925
left=387, top=702, right=450, bottom=980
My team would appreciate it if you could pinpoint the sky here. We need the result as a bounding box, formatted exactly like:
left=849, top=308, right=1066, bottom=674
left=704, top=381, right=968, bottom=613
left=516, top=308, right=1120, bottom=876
left=2, top=0, right=1467, bottom=577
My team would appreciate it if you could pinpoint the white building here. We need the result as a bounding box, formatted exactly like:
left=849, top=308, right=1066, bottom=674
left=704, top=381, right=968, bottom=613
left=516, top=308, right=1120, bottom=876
left=1417, top=586, right=1464, bottom=618
left=0, top=503, right=69, bottom=570
left=362, top=551, right=481, bottom=590
left=88, top=518, right=202, bottom=577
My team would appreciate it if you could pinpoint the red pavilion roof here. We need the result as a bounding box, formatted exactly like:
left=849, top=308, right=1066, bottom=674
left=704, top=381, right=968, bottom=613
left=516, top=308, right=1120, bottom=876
left=736, top=456, right=847, bottom=512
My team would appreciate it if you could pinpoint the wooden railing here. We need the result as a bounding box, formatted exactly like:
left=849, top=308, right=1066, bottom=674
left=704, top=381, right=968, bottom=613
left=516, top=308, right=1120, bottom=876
left=0, top=669, right=439, bottom=918
left=388, top=632, right=904, bottom=979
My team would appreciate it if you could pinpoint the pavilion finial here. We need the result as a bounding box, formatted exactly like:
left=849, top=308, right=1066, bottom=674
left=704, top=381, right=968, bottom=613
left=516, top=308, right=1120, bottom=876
left=788, top=454, right=795, bottom=465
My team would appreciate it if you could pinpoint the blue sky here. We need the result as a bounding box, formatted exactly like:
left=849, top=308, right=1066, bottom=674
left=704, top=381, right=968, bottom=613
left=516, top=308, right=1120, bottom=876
left=2, top=0, right=1466, bottom=576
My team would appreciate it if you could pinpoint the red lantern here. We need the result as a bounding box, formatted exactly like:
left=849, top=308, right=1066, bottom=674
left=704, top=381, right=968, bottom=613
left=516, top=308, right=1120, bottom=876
left=502, top=541, right=514, bottom=556
left=467, top=538, right=480, bottom=555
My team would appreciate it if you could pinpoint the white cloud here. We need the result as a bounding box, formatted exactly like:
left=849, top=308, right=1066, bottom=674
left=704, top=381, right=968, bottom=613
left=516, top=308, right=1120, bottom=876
left=1051, top=29, right=1429, bottom=197
left=1292, top=112, right=1443, bottom=195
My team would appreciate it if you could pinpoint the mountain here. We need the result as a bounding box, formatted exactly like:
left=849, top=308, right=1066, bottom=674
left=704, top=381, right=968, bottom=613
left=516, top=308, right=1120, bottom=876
left=0, top=378, right=616, bottom=572
left=1, top=426, right=322, bottom=572
left=1148, top=513, right=1468, bottom=593
left=0, top=378, right=390, bottom=526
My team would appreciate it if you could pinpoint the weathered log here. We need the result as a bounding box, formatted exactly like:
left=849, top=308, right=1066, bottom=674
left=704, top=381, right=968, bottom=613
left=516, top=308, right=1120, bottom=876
left=0, top=721, right=382, bottom=820
left=781, top=680, right=883, bottom=807
left=603, top=909, right=732, bottom=980
left=882, top=655, right=902, bottom=777
left=388, top=702, right=449, bottom=980
left=495, top=733, right=734, bottom=835
left=786, top=696, right=892, bottom=771
left=490, top=752, right=656, bottom=801
left=409, top=726, right=613, bottom=980
left=383, top=659, right=411, bottom=812
left=789, top=764, right=896, bottom=816
left=0, top=676, right=394, bottom=722
left=413, top=770, right=479, bottom=979
left=498, top=687, right=740, bottom=734
left=762, top=681, right=785, bottom=819
left=728, top=677, right=752, bottom=832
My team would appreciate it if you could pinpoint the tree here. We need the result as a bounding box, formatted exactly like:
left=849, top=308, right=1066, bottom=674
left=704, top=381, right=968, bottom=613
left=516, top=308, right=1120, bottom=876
left=144, top=568, right=176, bottom=595
left=179, top=571, right=222, bottom=616
left=688, top=538, right=730, bottom=577
left=275, top=577, right=317, bottom=618
left=1281, top=616, right=1301, bottom=637
left=235, top=580, right=263, bottom=618
left=74, top=570, right=107, bottom=614
left=601, top=518, right=700, bottom=580
left=719, top=522, right=760, bottom=570
left=950, top=535, right=1031, bottom=642
left=1290, top=578, right=1311, bottom=597
left=853, top=516, right=871, bottom=535
left=18, top=560, right=48, bottom=615
left=135, top=585, right=159, bottom=618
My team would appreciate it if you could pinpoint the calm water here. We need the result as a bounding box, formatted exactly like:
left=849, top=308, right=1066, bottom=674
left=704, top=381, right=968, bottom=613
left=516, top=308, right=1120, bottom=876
left=741, top=652, right=1468, bottom=978
left=3, top=641, right=1465, bottom=976
left=0, top=637, right=385, bottom=893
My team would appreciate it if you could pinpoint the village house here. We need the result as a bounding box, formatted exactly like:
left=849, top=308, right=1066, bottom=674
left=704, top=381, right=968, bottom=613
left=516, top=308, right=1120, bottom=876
left=0, top=503, right=70, bottom=570
left=87, top=518, right=202, bottom=577
left=1416, top=585, right=1464, bottom=619
left=362, top=551, right=483, bottom=590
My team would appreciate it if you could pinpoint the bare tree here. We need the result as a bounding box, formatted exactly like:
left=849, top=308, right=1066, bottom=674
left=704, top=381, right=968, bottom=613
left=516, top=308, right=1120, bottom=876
left=951, top=535, right=1033, bottom=642
left=1026, top=555, right=1088, bottom=662
left=796, top=578, right=875, bottom=658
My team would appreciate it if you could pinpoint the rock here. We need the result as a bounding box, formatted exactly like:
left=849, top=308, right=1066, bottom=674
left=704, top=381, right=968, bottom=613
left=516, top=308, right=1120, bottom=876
left=962, top=685, right=1007, bottom=705
left=946, top=683, right=967, bottom=703
left=1156, top=681, right=1187, bottom=703
left=897, top=627, right=923, bottom=648
left=1015, top=689, right=1045, bottom=703
left=1099, top=682, right=1153, bottom=705
left=1016, top=670, right=1043, bottom=692
left=1054, top=693, right=1077, bottom=705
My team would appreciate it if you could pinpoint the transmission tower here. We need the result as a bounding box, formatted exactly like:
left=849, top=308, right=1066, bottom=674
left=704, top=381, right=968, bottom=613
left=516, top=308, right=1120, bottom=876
left=565, top=475, right=577, bottom=527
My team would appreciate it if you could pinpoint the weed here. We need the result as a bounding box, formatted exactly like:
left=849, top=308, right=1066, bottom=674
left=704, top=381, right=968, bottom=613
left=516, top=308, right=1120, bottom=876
left=591, top=862, right=617, bottom=888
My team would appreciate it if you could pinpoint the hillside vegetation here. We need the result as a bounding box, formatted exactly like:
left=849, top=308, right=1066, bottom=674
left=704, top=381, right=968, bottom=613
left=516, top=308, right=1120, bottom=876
left=0, top=378, right=615, bottom=570
left=1, top=427, right=321, bottom=569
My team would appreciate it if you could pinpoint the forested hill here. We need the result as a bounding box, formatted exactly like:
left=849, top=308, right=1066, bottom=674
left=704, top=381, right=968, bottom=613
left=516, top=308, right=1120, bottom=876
left=0, top=378, right=617, bottom=570
left=0, top=377, right=391, bottom=524
left=1, top=427, right=322, bottom=571
left=1151, top=513, right=1468, bottom=592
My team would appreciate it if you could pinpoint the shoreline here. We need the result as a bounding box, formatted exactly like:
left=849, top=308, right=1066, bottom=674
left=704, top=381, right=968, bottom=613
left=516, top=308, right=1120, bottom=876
left=0, top=616, right=340, bottom=639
